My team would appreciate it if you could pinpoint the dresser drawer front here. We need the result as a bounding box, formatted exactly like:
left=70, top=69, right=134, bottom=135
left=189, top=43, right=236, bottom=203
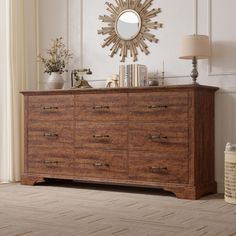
left=129, top=122, right=189, bottom=152
left=129, top=151, right=189, bottom=184
left=129, top=92, right=189, bottom=121
left=28, top=95, right=74, bottom=121
left=28, top=121, right=73, bottom=147
left=28, top=147, right=73, bottom=159
left=75, top=149, right=127, bottom=179
left=28, top=157, right=73, bottom=176
left=75, top=94, right=128, bottom=121
left=75, top=122, right=128, bottom=150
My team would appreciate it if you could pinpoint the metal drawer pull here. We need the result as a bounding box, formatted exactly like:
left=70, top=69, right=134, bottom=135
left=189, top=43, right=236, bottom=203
left=150, top=167, right=168, bottom=173
left=148, top=134, right=168, bottom=141
left=94, top=162, right=110, bottom=168
left=93, top=135, right=110, bottom=138
left=148, top=105, right=168, bottom=109
left=44, top=132, right=59, bottom=138
left=93, top=105, right=110, bottom=110
left=43, top=106, right=59, bottom=110
left=44, top=160, right=59, bottom=165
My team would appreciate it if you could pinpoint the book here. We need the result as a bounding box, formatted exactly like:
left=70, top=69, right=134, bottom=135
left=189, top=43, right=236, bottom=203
left=139, top=65, right=148, bottom=87
left=118, top=64, right=148, bottom=87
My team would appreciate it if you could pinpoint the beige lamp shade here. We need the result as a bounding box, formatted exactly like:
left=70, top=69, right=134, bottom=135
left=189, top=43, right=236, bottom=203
left=179, top=35, right=211, bottom=60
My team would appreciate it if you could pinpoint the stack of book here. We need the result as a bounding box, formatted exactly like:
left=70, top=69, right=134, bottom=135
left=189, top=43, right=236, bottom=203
left=119, top=64, right=148, bottom=87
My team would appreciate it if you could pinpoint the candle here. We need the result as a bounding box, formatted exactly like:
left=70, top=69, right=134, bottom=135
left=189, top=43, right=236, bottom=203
left=162, top=60, right=165, bottom=72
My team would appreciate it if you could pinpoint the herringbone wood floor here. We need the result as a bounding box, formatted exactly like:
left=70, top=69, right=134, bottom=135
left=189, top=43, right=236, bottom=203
left=0, top=181, right=235, bottom=236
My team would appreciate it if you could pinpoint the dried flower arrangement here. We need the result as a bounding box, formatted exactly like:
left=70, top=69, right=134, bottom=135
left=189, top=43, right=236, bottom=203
left=38, top=37, right=73, bottom=74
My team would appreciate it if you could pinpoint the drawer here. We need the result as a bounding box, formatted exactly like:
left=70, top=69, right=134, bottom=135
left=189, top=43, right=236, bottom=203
left=129, top=92, right=189, bottom=121
left=75, top=122, right=128, bottom=150
left=74, top=149, right=127, bottom=179
left=129, top=151, right=189, bottom=184
left=28, top=95, right=74, bottom=121
left=129, top=122, right=189, bottom=152
left=28, top=156, right=73, bottom=176
left=28, top=121, right=73, bottom=147
left=75, top=94, right=128, bottom=121
left=28, top=146, right=74, bottom=159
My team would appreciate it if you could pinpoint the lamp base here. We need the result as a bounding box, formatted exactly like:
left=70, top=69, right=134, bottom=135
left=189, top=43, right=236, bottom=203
left=190, top=56, right=199, bottom=84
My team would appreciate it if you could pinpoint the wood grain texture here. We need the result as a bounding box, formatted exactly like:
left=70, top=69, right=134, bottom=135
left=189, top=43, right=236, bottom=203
left=129, top=122, right=189, bottom=152
left=28, top=121, right=74, bottom=147
left=27, top=147, right=74, bottom=177
left=21, top=85, right=219, bottom=199
left=75, top=93, right=128, bottom=121
left=21, top=174, right=44, bottom=185
left=193, top=88, right=217, bottom=187
left=28, top=95, right=74, bottom=121
left=28, top=157, right=74, bottom=176
left=74, top=149, right=128, bottom=179
left=129, top=151, right=189, bottom=184
left=129, top=91, right=189, bottom=122
left=75, top=122, right=128, bottom=150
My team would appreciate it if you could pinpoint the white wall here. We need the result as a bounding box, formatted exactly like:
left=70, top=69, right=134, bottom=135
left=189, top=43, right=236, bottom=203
left=24, top=0, right=236, bottom=193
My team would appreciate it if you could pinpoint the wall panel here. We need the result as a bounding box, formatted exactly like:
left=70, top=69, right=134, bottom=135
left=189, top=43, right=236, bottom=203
left=208, top=0, right=236, bottom=76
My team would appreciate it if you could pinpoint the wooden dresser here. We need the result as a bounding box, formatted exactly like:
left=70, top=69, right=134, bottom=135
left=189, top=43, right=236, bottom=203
left=21, top=85, right=218, bottom=199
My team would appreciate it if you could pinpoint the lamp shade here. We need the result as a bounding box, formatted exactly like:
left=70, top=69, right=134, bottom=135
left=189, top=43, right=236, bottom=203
left=179, top=35, right=211, bottom=60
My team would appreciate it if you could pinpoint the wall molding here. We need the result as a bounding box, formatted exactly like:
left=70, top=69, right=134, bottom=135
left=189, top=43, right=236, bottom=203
left=35, top=0, right=40, bottom=89
left=217, top=181, right=224, bottom=193
left=36, top=0, right=72, bottom=88
left=207, top=0, right=236, bottom=76
left=194, top=0, right=198, bottom=34
left=80, top=0, right=84, bottom=68
left=217, top=87, right=236, bottom=94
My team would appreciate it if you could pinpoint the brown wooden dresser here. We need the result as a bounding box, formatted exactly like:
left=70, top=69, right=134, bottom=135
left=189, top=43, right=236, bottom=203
left=21, top=85, right=218, bottom=199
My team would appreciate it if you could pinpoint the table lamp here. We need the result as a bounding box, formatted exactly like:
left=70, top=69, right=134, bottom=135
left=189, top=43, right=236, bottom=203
left=179, top=35, right=211, bottom=84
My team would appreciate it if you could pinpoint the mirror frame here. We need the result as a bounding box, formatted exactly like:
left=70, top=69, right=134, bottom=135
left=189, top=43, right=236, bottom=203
left=98, top=0, right=163, bottom=62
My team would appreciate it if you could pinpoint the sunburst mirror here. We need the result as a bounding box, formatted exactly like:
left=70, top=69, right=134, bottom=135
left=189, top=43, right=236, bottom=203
left=98, top=0, right=163, bottom=62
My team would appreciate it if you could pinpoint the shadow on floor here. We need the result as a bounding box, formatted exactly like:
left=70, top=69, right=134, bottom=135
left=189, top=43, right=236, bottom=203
left=36, top=178, right=176, bottom=198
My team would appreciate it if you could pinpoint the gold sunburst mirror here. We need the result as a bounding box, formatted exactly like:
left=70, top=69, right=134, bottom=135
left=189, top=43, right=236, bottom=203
left=98, top=0, right=163, bottom=62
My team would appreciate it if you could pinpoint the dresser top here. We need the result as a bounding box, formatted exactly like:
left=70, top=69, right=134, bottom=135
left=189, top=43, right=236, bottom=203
left=21, top=84, right=219, bottom=96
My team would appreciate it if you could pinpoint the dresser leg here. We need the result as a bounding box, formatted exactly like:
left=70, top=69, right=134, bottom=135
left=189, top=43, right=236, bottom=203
left=164, top=183, right=217, bottom=200
left=21, top=174, right=45, bottom=186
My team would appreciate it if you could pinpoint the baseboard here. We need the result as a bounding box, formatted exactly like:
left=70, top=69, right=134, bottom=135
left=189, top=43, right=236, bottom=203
left=217, top=181, right=224, bottom=193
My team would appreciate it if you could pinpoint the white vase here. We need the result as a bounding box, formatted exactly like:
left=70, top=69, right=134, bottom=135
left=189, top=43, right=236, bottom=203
left=47, top=72, right=64, bottom=89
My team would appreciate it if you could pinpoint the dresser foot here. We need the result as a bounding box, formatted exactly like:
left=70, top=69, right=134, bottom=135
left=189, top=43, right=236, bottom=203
left=164, top=183, right=217, bottom=200
left=21, top=174, right=45, bottom=186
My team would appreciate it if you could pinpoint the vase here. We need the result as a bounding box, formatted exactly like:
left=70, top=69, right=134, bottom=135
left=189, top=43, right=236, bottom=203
left=47, top=72, right=64, bottom=89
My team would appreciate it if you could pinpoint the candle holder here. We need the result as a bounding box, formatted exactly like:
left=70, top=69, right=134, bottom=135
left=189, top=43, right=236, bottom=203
left=159, top=71, right=165, bottom=86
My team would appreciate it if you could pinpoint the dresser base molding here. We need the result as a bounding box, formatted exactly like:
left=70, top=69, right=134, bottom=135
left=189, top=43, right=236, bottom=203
left=21, top=174, right=217, bottom=199
left=21, top=174, right=45, bottom=186
left=164, top=182, right=217, bottom=200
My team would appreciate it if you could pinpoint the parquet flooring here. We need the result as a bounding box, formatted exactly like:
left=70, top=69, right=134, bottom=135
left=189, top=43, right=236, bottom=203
left=0, top=182, right=235, bottom=236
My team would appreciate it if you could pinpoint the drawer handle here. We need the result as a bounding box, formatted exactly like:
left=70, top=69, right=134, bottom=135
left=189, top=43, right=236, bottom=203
left=44, top=132, right=59, bottom=138
left=148, top=105, right=168, bottom=109
left=148, top=134, right=168, bottom=142
left=44, top=160, right=59, bottom=165
left=150, top=167, right=168, bottom=174
left=93, top=134, right=110, bottom=139
left=43, top=106, right=59, bottom=111
left=93, top=105, right=110, bottom=110
left=93, top=162, right=110, bottom=168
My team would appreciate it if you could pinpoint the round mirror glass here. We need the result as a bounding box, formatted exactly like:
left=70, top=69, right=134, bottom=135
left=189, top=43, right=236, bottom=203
left=116, top=10, right=141, bottom=40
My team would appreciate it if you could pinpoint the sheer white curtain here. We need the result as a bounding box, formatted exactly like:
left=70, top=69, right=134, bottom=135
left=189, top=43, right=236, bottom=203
left=0, top=0, right=11, bottom=183
left=0, top=0, right=27, bottom=183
